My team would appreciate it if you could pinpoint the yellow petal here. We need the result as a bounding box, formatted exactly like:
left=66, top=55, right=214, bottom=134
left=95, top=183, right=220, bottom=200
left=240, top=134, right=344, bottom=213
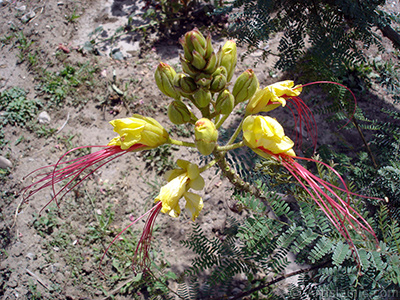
left=184, top=192, right=203, bottom=221
left=243, top=115, right=295, bottom=155
left=156, top=174, right=187, bottom=216
left=187, top=163, right=200, bottom=180
left=189, top=175, right=205, bottom=191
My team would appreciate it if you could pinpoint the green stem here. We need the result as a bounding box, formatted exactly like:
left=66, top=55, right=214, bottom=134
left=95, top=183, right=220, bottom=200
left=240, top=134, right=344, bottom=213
left=225, top=118, right=244, bottom=146
left=199, top=159, right=217, bottom=173
left=168, top=138, right=195, bottom=148
left=215, top=114, right=230, bottom=129
left=216, top=141, right=244, bottom=152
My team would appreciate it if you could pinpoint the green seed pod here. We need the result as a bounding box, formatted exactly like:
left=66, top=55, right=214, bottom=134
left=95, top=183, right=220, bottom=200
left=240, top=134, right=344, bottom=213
left=232, top=69, right=259, bottom=105
left=168, top=100, right=191, bottom=125
left=155, top=62, right=180, bottom=100
left=174, top=73, right=197, bottom=97
left=192, top=88, right=212, bottom=108
left=194, top=118, right=218, bottom=156
left=215, top=89, right=234, bottom=114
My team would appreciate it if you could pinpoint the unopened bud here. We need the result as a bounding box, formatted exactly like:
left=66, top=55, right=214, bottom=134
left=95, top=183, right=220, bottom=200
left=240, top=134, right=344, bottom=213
left=195, top=118, right=218, bottom=156
left=210, top=74, right=227, bottom=93
left=189, top=29, right=207, bottom=56
left=232, top=69, right=259, bottom=104
left=192, top=50, right=207, bottom=70
left=175, top=73, right=197, bottom=97
left=204, top=35, right=214, bottom=60
left=203, top=52, right=217, bottom=74
left=212, top=66, right=228, bottom=78
left=192, top=88, right=211, bottom=108
left=180, top=55, right=198, bottom=77
left=195, top=73, right=212, bottom=88
left=155, top=62, right=180, bottom=99
left=215, top=89, right=234, bottom=114
left=218, top=40, right=237, bottom=82
left=168, top=101, right=191, bottom=125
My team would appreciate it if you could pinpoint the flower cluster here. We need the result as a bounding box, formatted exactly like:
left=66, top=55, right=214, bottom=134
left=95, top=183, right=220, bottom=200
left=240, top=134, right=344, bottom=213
left=23, top=28, right=379, bottom=272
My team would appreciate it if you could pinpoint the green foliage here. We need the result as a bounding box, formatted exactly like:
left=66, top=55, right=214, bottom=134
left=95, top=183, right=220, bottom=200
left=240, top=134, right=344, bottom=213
left=37, top=62, right=98, bottom=107
left=0, top=87, right=42, bottom=126
left=178, top=159, right=400, bottom=298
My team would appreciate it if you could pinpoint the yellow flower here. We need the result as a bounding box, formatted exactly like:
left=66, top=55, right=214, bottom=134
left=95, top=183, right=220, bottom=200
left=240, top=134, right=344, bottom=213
left=242, top=115, right=296, bottom=157
left=155, top=160, right=205, bottom=221
left=246, top=80, right=302, bottom=114
left=108, top=114, right=169, bottom=150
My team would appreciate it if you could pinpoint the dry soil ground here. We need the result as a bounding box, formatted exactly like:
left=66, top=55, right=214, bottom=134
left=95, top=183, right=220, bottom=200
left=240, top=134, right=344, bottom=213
left=1, top=0, right=400, bottom=299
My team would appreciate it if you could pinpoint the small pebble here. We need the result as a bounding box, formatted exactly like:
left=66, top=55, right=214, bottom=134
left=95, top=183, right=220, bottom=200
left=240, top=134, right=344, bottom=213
left=26, top=252, right=36, bottom=260
left=0, top=156, right=12, bottom=169
left=38, top=111, right=51, bottom=124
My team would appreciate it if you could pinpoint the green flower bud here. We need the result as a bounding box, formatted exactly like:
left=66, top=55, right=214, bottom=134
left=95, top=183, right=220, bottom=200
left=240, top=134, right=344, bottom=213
left=215, top=89, right=234, bottom=114
left=180, top=55, right=198, bottom=77
left=191, top=33, right=207, bottom=57
left=203, top=52, right=217, bottom=74
left=212, top=66, right=228, bottom=78
left=194, top=118, right=218, bottom=156
left=204, top=35, right=214, bottom=60
left=181, top=28, right=207, bottom=61
left=192, top=50, right=207, bottom=70
left=232, top=69, right=259, bottom=105
left=168, top=101, right=192, bottom=125
left=218, top=40, right=237, bottom=82
left=193, top=88, right=211, bottom=108
left=155, top=62, right=180, bottom=99
left=175, top=73, right=197, bottom=97
left=210, top=74, right=227, bottom=93
left=195, top=73, right=212, bottom=88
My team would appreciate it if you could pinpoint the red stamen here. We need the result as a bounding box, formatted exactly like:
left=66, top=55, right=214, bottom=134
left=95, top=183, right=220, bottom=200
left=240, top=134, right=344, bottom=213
left=99, top=202, right=162, bottom=275
left=133, top=202, right=163, bottom=272
left=258, top=147, right=380, bottom=251
left=294, top=81, right=358, bottom=129
left=22, top=144, right=145, bottom=213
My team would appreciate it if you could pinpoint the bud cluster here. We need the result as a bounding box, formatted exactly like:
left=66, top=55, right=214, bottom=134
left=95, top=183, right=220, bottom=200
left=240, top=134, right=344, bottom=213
left=153, top=28, right=301, bottom=157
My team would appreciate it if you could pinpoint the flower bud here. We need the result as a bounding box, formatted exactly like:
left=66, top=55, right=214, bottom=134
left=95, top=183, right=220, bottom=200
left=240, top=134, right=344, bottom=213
left=188, top=29, right=207, bottom=56
left=215, top=89, right=234, bottom=114
left=155, top=62, right=180, bottom=99
left=174, top=73, right=197, bottom=97
left=203, top=52, right=217, bottom=74
left=180, top=55, right=198, bottom=77
left=232, top=69, right=259, bottom=105
left=168, top=101, right=191, bottom=124
left=204, top=35, right=214, bottom=60
left=210, top=74, right=227, bottom=93
left=194, top=118, right=218, bottom=156
left=108, top=114, right=169, bottom=149
left=195, top=73, right=212, bottom=88
left=212, top=66, right=228, bottom=78
left=192, top=88, right=211, bottom=108
left=192, top=50, right=207, bottom=70
left=218, top=40, right=237, bottom=82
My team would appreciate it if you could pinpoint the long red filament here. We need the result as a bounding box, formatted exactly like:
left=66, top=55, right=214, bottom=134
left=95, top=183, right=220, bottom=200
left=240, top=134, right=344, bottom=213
left=22, top=144, right=145, bottom=213
left=258, top=147, right=379, bottom=247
